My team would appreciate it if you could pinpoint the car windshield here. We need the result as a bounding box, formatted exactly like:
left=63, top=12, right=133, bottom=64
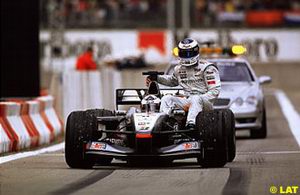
left=166, top=61, right=254, bottom=82
left=213, top=61, right=254, bottom=82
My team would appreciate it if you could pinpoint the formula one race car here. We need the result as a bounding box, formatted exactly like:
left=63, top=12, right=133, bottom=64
left=65, top=71, right=236, bottom=169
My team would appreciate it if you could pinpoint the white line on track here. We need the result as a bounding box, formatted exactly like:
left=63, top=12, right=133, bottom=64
left=0, top=142, right=64, bottom=165
left=275, top=89, right=300, bottom=148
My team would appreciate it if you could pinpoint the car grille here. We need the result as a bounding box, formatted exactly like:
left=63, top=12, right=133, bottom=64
left=213, top=98, right=230, bottom=106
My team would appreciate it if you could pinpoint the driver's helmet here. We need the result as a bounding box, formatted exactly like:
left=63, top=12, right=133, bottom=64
left=178, top=38, right=200, bottom=66
left=141, top=95, right=161, bottom=112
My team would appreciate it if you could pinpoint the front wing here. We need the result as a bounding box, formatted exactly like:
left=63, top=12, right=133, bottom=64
left=85, top=141, right=201, bottom=160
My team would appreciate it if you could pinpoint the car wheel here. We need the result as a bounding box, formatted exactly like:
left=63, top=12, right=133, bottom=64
left=250, top=107, right=267, bottom=139
left=65, top=111, right=94, bottom=169
left=65, top=109, right=114, bottom=168
left=222, top=109, right=236, bottom=162
left=196, top=110, right=229, bottom=168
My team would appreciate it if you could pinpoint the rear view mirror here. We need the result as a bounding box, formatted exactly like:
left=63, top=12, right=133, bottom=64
left=258, top=75, right=272, bottom=84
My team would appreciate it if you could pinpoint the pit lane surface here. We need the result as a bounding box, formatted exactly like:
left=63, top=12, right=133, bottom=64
left=1, top=91, right=299, bottom=195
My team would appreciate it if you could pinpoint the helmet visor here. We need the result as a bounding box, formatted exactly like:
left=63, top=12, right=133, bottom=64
left=178, top=46, right=199, bottom=58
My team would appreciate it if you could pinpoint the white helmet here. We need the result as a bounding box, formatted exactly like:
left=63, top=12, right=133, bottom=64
left=178, top=38, right=200, bottom=66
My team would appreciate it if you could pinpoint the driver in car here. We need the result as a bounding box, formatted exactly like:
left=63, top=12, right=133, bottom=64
left=146, top=38, right=221, bottom=130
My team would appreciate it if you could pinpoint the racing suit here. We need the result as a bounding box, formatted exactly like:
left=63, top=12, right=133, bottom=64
left=157, top=60, right=221, bottom=125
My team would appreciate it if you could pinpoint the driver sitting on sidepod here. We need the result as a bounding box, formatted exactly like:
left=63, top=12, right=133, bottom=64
left=146, top=38, right=221, bottom=130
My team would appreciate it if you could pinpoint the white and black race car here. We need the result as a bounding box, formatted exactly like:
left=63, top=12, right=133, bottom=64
left=65, top=71, right=236, bottom=169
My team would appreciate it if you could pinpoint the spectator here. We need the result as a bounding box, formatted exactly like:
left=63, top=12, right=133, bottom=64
left=40, top=0, right=299, bottom=28
left=76, top=47, right=98, bottom=70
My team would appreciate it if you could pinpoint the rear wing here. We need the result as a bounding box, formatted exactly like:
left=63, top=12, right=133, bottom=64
left=115, top=88, right=184, bottom=110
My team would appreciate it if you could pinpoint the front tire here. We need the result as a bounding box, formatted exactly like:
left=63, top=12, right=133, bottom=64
left=250, top=106, right=267, bottom=139
left=65, top=109, right=114, bottom=169
left=65, top=111, right=94, bottom=169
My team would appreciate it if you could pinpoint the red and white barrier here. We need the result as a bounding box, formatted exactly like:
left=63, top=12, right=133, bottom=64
left=0, top=96, right=63, bottom=154
left=37, top=96, right=63, bottom=136
left=0, top=124, right=11, bottom=153
left=0, top=111, right=15, bottom=152
left=25, top=101, right=51, bottom=145
left=20, top=102, right=41, bottom=147
left=0, top=102, right=31, bottom=151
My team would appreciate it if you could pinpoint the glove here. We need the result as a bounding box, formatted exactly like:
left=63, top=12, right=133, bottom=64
left=145, top=76, right=152, bottom=87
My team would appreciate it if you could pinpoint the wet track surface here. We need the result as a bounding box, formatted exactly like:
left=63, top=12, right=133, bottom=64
left=1, top=91, right=300, bottom=195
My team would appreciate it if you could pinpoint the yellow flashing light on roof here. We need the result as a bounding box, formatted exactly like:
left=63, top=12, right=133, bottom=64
left=200, top=47, right=223, bottom=55
left=172, top=47, right=179, bottom=57
left=232, top=45, right=247, bottom=55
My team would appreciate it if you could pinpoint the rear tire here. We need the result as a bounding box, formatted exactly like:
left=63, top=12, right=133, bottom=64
left=222, top=109, right=236, bottom=162
left=196, top=110, right=229, bottom=168
left=65, top=109, right=114, bottom=168
left=250, top=106, right=267, bottom=139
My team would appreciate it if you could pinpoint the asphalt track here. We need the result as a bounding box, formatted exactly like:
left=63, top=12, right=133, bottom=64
left=1, top=63, right=300, bottom=195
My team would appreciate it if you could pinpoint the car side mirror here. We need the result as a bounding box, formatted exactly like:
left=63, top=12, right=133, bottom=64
left=258, top=75, right=272, bottom=84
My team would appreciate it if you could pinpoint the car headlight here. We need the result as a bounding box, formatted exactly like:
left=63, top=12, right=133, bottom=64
left=245, top=95, right=258, bottom=105
left=231, top=96, right=257, bottom=108
left=233, top=97, right=244, bottom=106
